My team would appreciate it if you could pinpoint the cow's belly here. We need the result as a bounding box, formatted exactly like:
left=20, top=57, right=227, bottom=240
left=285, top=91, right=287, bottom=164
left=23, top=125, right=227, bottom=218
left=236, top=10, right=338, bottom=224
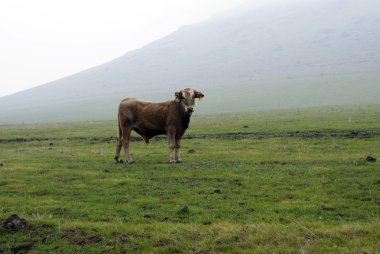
left=133, top=127, right=166, bottom=139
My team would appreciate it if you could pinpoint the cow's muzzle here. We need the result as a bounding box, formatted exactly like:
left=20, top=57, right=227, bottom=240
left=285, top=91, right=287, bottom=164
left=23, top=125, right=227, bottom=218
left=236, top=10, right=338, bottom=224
left=186, top=107, right=194, bottom=113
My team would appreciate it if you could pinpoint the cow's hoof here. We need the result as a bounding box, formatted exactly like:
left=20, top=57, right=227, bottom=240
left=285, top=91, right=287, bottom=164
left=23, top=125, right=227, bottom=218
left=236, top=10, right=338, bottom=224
left=118, top=159, right=124, bottom=164
left=169, top=160, right=176, bottom=164
left=127, top=160, right=135, bottom=165
left=175, top=159, right=182, bottom=164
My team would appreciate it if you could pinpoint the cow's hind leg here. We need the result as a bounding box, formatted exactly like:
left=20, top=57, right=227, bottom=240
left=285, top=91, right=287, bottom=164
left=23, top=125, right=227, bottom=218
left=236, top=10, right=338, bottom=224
left=114, top=137, right=123, bottom=163
left=122, top=127, right=134, bottom=164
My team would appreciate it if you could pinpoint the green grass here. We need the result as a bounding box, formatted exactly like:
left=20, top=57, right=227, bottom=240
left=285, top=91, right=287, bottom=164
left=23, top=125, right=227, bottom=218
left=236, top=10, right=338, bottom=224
left=0, top=105, right=379, bottom=253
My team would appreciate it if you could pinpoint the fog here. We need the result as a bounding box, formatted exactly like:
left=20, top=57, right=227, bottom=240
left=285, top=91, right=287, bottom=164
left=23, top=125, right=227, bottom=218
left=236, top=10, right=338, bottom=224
left=0, top=0, right=379, bottom=123
left=0, top=0, right=248, bottom=97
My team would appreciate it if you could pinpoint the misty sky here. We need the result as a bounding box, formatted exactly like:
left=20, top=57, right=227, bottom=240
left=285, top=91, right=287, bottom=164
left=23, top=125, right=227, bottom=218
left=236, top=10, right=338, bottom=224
left=0, top=0, right=252, bottom=97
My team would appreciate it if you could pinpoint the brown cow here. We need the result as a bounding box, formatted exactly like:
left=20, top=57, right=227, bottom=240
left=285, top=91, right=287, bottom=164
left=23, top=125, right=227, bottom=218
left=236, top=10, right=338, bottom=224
left=114, top=88, right=204, bottom=164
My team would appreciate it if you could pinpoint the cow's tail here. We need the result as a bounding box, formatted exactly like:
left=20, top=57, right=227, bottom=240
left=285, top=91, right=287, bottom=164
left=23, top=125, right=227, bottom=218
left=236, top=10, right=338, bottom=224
left=115, top=112, right=123, bottom=163
left=117, top=112, right=122, bottom=142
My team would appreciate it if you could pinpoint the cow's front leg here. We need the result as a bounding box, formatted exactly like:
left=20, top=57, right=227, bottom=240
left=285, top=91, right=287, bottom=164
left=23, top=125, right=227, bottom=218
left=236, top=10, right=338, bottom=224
left=168, top=127, right=176, bottom=163
left=175, top=138, right=182, bottom=163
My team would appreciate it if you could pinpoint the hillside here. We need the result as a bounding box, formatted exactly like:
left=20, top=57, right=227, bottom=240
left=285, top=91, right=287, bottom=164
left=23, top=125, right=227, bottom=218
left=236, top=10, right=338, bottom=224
left=1, top=0, right=380, bottom=123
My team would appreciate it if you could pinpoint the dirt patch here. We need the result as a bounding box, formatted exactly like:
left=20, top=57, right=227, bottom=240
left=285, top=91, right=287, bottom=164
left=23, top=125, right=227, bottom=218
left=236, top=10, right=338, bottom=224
left=154, top=238, right=173, bottom=247
left=111, top=232, right=139, bottom=252
left=179, top=206, right=189, bottom=213
left=112, top=232, right=129, bottom=244
left=11, top=242, right=34, bottom=254
left=115, top=198, right=128, bottom=204
left=62, top=228, right=103, bottom=246
left=366, top=155, right=376, bottom=162
left=42, top=233, right=54, bottom=243
left=321, top=206, right=336, bottom=211
left=3, top=214, right=27, bottom=231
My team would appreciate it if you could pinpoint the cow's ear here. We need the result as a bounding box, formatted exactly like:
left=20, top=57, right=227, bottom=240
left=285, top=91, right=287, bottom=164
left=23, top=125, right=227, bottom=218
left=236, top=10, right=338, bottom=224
left=194, top=90, right=204, bottom=99
left=175, top=91, right=183, bottom=102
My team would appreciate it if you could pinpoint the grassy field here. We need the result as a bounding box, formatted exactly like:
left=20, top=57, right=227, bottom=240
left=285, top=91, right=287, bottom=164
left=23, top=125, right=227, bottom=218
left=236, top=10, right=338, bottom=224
left=0, top=105, right=379, bottom=253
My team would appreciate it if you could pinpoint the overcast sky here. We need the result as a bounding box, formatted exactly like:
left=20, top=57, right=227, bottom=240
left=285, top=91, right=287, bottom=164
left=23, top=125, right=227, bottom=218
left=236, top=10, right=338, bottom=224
left=0, top=0, right=252, bottom=97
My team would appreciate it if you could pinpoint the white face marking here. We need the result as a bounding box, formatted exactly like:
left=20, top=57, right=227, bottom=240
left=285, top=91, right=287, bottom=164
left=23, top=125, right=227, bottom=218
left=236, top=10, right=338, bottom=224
left=181, top=88, right=195, bottom=113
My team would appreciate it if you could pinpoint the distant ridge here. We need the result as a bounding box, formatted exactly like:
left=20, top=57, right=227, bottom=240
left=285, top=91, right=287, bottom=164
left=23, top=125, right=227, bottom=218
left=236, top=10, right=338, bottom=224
left=1, top=0, right=379, bottom=124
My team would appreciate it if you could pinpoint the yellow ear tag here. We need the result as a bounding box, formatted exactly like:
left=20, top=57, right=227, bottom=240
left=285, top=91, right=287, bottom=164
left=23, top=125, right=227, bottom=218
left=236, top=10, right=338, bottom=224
left=198, top=97, right=202, bottom=102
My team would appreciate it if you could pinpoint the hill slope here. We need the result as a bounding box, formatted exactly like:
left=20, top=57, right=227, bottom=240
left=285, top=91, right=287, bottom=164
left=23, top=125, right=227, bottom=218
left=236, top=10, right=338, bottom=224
left=1, top=0, right=380, bottom=123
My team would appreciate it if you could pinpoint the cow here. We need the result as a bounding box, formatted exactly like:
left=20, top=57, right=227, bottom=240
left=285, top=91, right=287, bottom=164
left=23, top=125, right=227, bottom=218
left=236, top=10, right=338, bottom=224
left=114, top=88, right=204, bottom=164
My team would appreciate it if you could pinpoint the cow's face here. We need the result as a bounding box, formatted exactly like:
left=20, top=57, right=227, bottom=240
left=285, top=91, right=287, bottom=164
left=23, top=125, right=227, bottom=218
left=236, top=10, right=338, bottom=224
left=175, top=88, right=204, bottom=114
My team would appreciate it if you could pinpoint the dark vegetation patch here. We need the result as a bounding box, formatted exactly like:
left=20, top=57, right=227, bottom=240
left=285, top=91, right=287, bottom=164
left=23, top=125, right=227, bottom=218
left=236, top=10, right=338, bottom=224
left=3, top=215, right=27, bottom=231
left=366, top=155, right=376, bottom=162
left=179, top=206, right=189, bottom=213
left=11, top=242, right=34, bottom=254
left=321, top=206, right=336, bottom=211
left=111, top=232, right=139, bottom=252
left=0, top=218, right=55, bottom=253
left=1, top=130, right=380, bottom=143
left=62, top=228, right=103, bottom=246
left=154, top=238, right=173, bottom=247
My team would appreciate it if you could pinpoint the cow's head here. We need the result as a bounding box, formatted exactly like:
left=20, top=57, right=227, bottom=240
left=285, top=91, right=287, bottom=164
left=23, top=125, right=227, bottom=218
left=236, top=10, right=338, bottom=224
left=175, top=88, right=204, bottom=113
